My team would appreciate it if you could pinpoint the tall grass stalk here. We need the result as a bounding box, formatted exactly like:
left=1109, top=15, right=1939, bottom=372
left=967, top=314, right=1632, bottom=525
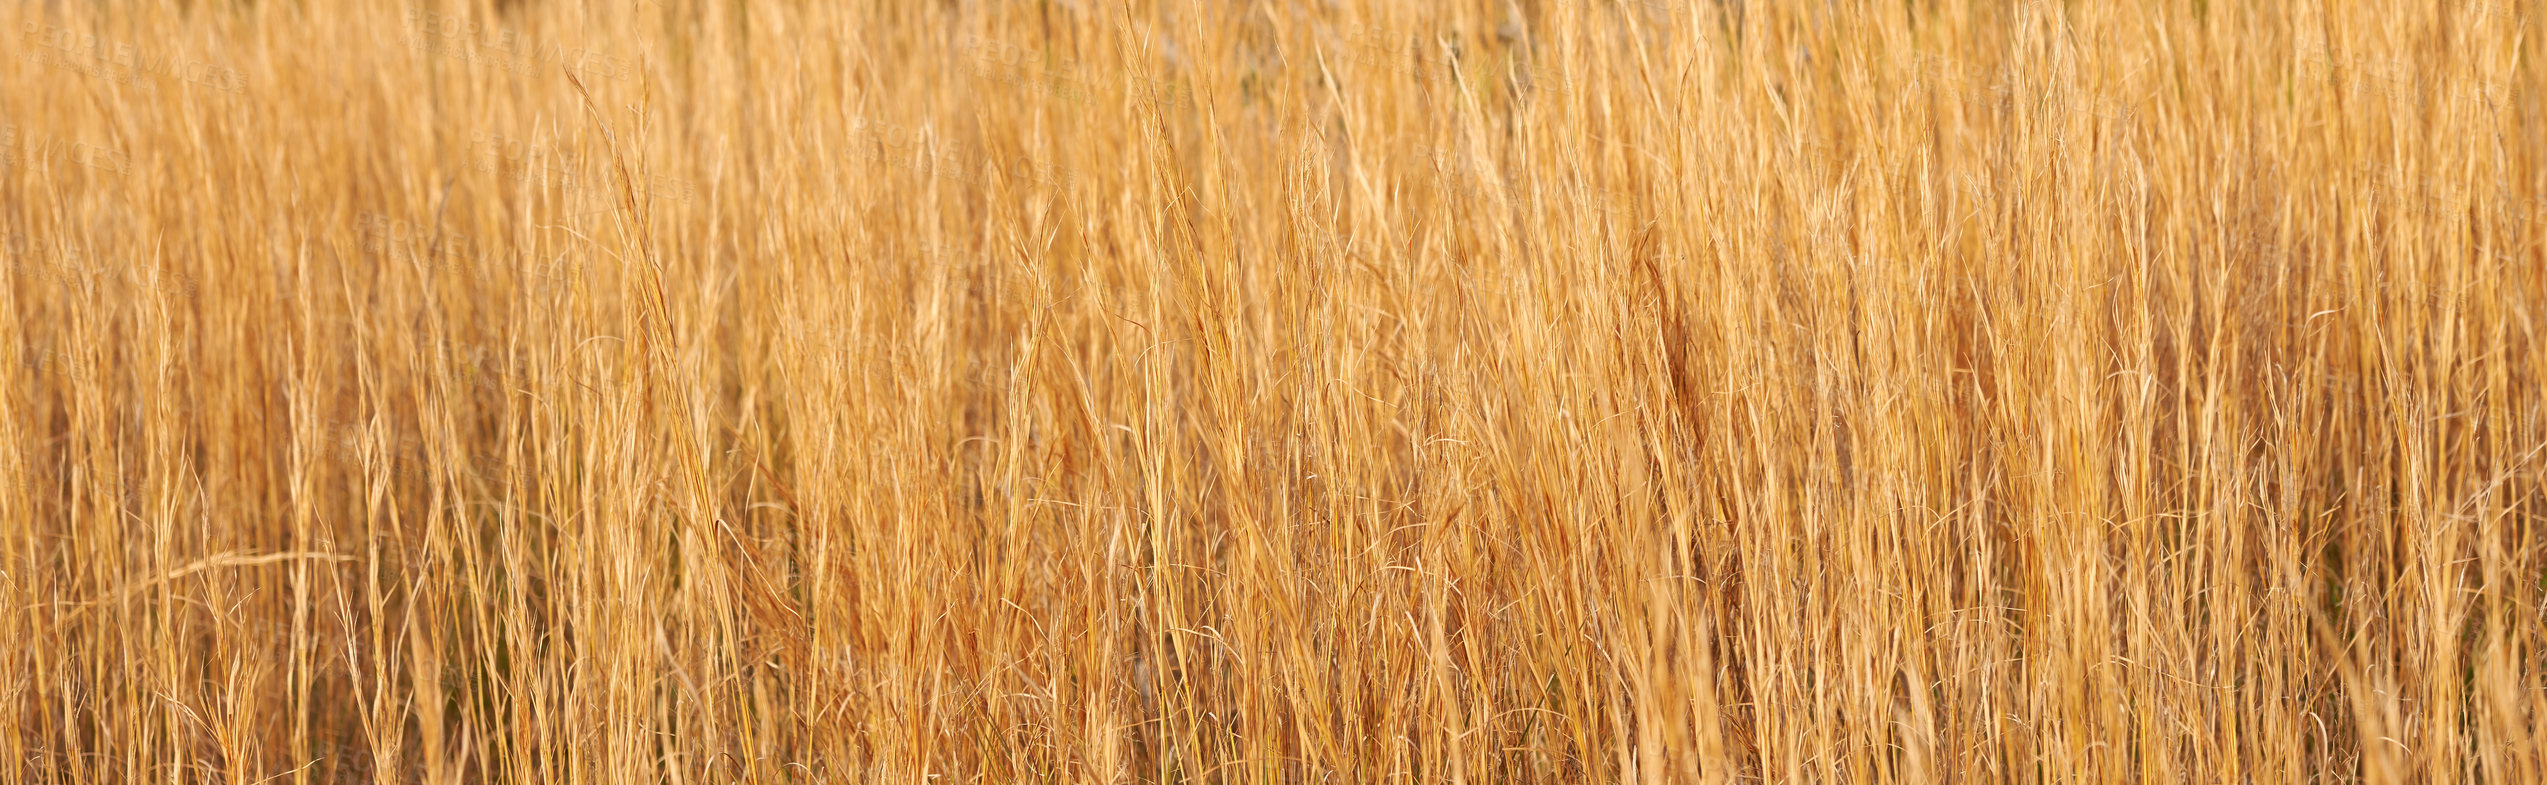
left=2, top=0, right=2541, bottom=781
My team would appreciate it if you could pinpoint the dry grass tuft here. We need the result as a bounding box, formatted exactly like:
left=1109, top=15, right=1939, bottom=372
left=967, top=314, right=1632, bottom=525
left=3, top=0, right=2544, bottom=782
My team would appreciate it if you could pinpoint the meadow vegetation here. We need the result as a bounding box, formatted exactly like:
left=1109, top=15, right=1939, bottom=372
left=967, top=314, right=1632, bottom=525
left=2, top=0, right=2543, bottom=781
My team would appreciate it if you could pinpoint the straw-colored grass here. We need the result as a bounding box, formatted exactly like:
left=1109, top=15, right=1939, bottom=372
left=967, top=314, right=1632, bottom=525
left=3, top=0, right=2542, bottom=782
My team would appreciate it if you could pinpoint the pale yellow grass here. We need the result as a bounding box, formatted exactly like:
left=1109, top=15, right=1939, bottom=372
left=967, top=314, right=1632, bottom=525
left=1, top=0, right=2542, bottom=782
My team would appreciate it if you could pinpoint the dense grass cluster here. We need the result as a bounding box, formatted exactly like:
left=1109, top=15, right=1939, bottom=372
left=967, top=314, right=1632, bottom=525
left=3, top=0, right=2543, bottom=781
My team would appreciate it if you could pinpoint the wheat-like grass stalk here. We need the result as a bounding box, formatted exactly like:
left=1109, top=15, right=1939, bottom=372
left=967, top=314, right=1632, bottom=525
left=2, top=0, right=2542, bottom=782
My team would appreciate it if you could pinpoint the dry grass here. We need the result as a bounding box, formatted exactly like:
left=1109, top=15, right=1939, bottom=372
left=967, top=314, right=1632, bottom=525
left=3, top=0, right=2544, bottom=781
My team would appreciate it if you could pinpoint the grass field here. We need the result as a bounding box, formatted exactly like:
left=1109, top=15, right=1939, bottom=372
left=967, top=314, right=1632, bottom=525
left=3, top=0, right=2544, bottom=782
